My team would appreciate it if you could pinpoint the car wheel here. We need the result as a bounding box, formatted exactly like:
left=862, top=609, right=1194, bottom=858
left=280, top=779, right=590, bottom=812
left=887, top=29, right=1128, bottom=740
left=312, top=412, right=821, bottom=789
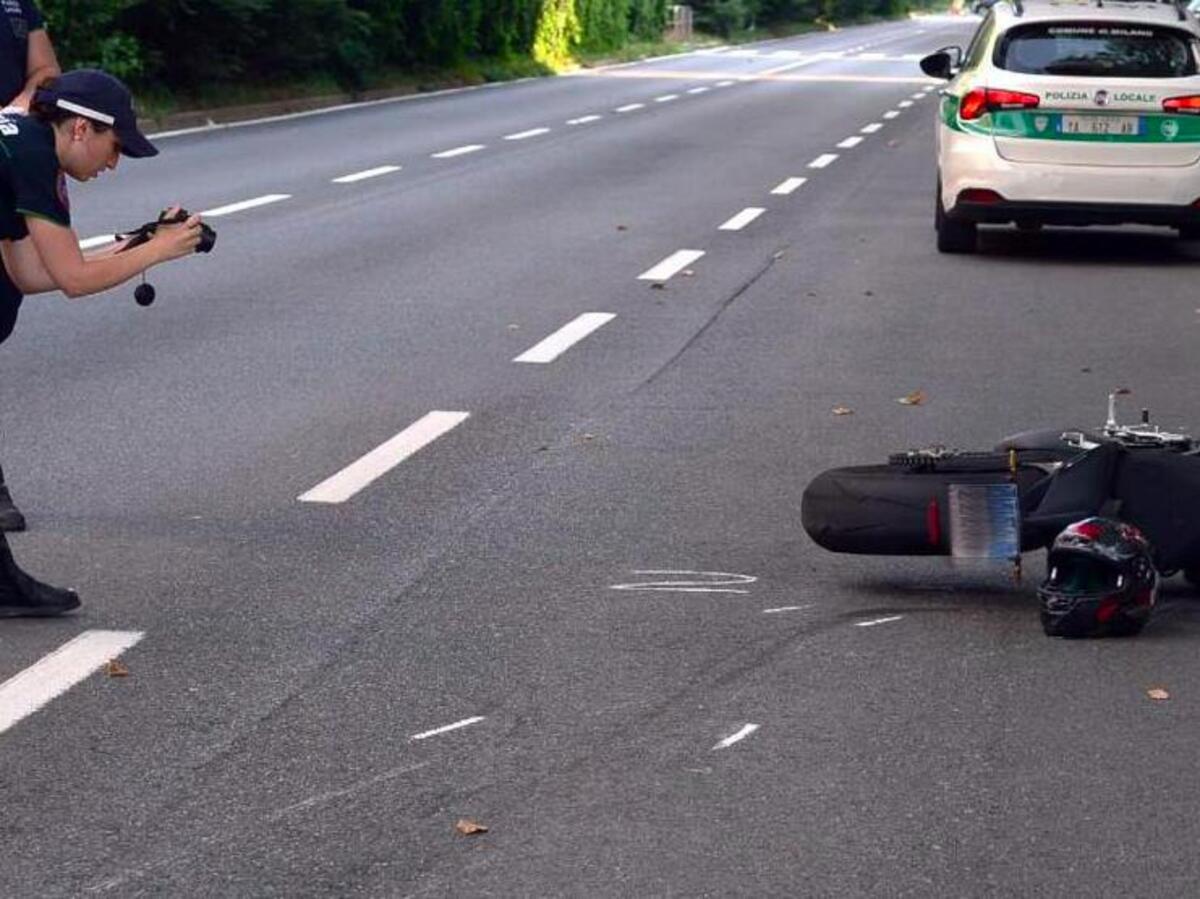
left=935, top=179, right=977, bottom=254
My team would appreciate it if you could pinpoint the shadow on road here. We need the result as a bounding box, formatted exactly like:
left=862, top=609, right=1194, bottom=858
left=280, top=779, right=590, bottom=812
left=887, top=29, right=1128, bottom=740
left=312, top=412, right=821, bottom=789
left=977, top=226, right=1200, bottom=266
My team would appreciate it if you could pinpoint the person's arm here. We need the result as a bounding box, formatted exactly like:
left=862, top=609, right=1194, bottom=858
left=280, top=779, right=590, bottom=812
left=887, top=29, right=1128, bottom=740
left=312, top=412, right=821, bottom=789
left=7, top=216, right=200, bottom=297
left=7, top=31, right=60, bottom=112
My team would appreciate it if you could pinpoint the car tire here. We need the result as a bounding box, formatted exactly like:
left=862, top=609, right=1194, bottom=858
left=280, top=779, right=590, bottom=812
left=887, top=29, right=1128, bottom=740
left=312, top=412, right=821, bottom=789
left=1184, top=566, right=1200, bottom=589
left=935, top=179, right=977, bottom=254
left=1177, top=225, right=1200, bottom=241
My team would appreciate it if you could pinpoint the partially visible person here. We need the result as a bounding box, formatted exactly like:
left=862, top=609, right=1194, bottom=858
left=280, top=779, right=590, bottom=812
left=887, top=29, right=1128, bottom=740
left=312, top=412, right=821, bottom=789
left=0, top=70, right=202, bottom=617
left=1, top=0, right=59, bottom=111
left=0, top=0, right=59, bottom=531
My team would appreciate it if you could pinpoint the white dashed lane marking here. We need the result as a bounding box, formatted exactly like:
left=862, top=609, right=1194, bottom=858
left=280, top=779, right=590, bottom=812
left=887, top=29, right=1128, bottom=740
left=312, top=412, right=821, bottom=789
left=567, top=115, right=602, bottom=125
left=856, top=615, right=904, bottom=628
left=713, top=724, right=760, bottom=750
left=771, top=177, right=807, bottom=195
left=432, top=144, right=485, bottom=159
left=655, top=94, right=679, bottom=103
left=0, top=631, right=144, bottom=736
left=808, top=153, right=838, bottom=169
left=504, top=127, right=550, bottom=141
left=638, top=249, right=704, bottom=282
left=716, top=80, right=736, bottom=87
left=299, top=411, right=471, bottom=504
left=719, top=207, right=766, bottom=231
left=687, top=86, right=710, bottom=94
left=616, top=103, right=645, bottom=113
left=514, top=313, right=616, bottom=364
left=763, top=605, right=811, bottom=614
left=884, top=110, right=900, bottom=119
left=332, top=165, right=402, bottom=184
left=899, top=100, right=914, bottom=108
left=202, top=194, right=291, bottom=217
left=861, top=123, right=884, bottom=133
left=837, top=136, right=864, bottom=149
left=410, top=716, right=486, bottom=742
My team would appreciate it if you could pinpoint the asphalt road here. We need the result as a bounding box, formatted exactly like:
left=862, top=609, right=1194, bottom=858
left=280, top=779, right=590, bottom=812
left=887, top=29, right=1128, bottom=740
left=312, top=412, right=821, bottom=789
left=2, top=14, right=1200, bottom=897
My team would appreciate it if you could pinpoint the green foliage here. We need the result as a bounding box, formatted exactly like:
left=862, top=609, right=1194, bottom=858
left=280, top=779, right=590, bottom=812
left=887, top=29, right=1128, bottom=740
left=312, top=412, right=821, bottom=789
left=39, top=0, right=915, bottom=100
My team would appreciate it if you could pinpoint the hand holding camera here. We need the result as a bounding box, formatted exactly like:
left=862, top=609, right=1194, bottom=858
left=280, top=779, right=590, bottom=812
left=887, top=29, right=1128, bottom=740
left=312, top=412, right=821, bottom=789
left=117, top=207, right=217, bottom=306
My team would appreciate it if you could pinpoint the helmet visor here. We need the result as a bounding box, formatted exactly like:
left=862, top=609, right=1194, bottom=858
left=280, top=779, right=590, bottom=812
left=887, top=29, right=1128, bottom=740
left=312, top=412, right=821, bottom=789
left=1046, top=553, right=1124, bottom=595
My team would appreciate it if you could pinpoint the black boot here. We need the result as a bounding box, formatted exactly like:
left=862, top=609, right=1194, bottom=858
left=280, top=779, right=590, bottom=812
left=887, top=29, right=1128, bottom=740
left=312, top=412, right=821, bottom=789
left=0, top=465, right=27, bottom=532
left=0, top=533, right=80, bottom=618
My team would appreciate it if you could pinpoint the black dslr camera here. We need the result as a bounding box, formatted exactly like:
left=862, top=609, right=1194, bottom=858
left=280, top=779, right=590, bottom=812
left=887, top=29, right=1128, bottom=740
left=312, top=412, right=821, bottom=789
left=117, top=208, right=217, bottom=306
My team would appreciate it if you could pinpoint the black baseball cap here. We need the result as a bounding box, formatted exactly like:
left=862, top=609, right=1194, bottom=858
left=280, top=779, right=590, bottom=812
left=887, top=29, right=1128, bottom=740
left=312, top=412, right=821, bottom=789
left=33, top=69, right=158, bottom=158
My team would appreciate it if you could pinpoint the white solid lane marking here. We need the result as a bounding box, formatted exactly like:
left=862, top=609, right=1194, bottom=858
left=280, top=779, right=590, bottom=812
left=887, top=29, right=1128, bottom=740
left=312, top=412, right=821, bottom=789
left=837, top=136, right=864, bottom=149
left=856, top=615, right=904, bottom=628
left=713, top=724, right=760, bottom=750
left=79, top=234, right=115, bottom=249
left=514, top=312, right=616, bottom=364
left=432, top=144, right=486, bottom=159
left=332, top=165, right=402, bottom=184
left=763, top=605, right=812, bottom=614
left=655, top=94, right=679, bottom=102
left=638, top=249, right=704, bottom=282
left=0, top=631, right=144, bottom=736
left=883, top=110, right=900, bottom=119
left=202, top=194, right=291, bottom=217
left=687, top=86, right=710, bottom=94
left=861, top=122, right=884, bottom=133
left=899, top=100, right=914, bottom=108
left=808, top=153, right=838, bottom=169
left=410, top=716, right=486, bottom=741
left=616, top=103, right=644, bottom=112
left=719, top=207, right=766, bottom=231
left=504, top=127, right=551, bottom=141
left=771, top=177, right=807, bottom=195
left=299, top=411, right=470, bottom=504
left=567, top=115, right=602, bottom=125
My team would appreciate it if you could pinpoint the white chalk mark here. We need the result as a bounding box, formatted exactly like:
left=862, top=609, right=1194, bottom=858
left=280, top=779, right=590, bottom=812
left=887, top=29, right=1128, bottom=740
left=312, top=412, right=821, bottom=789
left=610, top=570, right=757, bottom=594
left=299, top=411, right=470, bottom=504
left=713, top=723, right=760, bottom=750
left=0, top=631, right=144, bottom=736
left=410, top=716, right=486, bottom=741
left=514, top=312, right=615, bottom=364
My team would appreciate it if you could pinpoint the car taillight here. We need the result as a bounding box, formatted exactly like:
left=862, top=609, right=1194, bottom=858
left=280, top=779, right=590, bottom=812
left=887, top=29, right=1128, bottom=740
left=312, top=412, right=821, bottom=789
left=1163, top=95, right=1200, bottom=114
left=959, top=87, right=1040, bottom=121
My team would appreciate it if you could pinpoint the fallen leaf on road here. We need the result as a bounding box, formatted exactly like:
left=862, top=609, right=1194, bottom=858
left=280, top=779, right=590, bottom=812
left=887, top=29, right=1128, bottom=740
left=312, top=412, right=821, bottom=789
left=1147, top=688, right=1171, bottom=701
left=832, top=406, right=854, bottom=416
left=106, top=660, right=129, bottom=678
left=1081, top=367, right=1092, bottom=373
left=897, top=390, right=926, bottom=406
left=617, top=224, right=629, bottom=231
left=1114, top=387, right=1132, bottom=396
left=456, top=818, right=488, bottom=835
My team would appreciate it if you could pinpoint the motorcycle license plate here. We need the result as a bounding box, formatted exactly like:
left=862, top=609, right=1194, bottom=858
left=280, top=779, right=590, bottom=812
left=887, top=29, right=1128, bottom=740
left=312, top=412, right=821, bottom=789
left=1060, top=114, right=1142, bottom=136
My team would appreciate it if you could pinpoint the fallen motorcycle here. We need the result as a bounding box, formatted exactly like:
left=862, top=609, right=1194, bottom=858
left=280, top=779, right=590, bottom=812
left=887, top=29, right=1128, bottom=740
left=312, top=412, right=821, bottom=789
left=801, top=392, right=1200, bottom=585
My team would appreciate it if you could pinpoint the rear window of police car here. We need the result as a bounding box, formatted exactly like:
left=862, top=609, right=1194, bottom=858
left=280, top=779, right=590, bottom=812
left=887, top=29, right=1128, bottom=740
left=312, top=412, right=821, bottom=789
left=996, top=23, right=1199, bottom=77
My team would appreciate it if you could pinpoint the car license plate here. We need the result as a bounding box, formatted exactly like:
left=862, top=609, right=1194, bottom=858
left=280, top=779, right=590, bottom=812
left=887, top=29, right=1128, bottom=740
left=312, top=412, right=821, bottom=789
left=1060, top=114, right=1142, bottom=136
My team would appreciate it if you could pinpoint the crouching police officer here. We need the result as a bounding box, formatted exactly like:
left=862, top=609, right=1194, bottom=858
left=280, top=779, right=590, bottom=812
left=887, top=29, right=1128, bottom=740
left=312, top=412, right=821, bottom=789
left=0, top=69, right=202, bottom=617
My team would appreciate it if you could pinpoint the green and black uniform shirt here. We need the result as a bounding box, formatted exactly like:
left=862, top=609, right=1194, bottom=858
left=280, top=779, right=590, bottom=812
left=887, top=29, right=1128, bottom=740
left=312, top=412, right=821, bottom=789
left=0, top=111, right=69, bottom=343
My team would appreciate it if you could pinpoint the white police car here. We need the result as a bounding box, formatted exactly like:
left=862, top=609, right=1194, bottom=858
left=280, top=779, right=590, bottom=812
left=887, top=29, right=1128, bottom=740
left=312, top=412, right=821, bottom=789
left=922, top=0, right=1200, bottom=252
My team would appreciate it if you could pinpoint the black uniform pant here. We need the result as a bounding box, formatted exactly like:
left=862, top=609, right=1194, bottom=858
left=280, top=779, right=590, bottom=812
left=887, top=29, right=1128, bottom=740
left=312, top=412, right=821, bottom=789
left=0, top=264, right=21, bottom=345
